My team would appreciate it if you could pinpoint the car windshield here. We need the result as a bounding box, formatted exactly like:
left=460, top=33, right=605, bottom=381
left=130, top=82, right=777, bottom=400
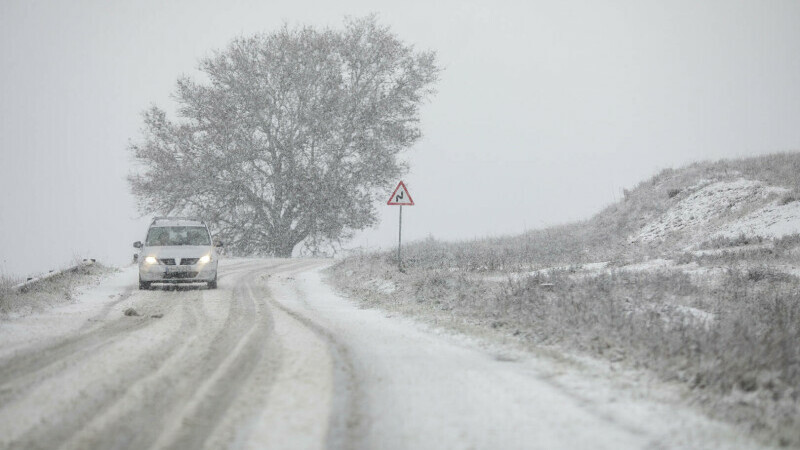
left=145, top=226, right=210, bottom=246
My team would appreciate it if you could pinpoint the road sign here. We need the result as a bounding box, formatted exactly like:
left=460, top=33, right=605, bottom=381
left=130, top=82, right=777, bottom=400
left=387, top=181, right=414, bottom=205
left=387, top=181, right=414, bottom=272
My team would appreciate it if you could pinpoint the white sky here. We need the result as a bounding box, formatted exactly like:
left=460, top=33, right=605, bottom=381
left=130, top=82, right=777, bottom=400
left=1, top=0, right=799, bottom=277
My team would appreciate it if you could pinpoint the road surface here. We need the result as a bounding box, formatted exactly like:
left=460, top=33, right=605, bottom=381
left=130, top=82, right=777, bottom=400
left=0, top=259, right=769, bottom=449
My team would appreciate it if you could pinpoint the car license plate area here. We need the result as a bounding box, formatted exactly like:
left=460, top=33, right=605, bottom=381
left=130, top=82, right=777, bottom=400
left=163, top=271, right=199, bottom=279
left=166, top=265, right=191, bottom=273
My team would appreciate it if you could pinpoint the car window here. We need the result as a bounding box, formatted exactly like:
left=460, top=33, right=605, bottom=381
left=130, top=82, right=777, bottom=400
left=145, top=226, right=211, bottom=246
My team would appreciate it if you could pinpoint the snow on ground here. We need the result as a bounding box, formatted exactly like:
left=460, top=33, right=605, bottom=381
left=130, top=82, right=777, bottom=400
left=0, top=259, right=335, bottom=449
left=482, top=259, right=695, bottom=282
left=364, top=278, right=396, bottom=294
left=714, top=199, right=800, bottom=239
left=0, top=267, right=135, bottom=357
left=482, top=261, right=610, bottom=282
left=0, top=258, right=785, bottom=448
left=273, top=266, right=773, bottom=449
left=632, top=178, right=788, bottom=243
left=673, top=305, right=715, bottom=326
left=618, top=258, right=676, bottom=271
left=685, top=243, right=772, bottom=255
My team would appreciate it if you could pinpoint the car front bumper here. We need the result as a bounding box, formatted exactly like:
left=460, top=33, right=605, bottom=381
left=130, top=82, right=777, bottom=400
left=139, top=262, right=218, bottom=283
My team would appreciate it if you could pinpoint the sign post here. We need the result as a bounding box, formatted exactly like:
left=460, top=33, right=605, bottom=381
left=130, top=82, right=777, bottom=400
left=398, top=205, right=402, bottom=267
left=387, top=181, right=414, bottom=271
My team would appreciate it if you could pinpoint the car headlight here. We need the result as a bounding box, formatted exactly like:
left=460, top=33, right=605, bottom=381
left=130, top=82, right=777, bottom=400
left=199, top=254, right=211, bottom=264
left=144, top=256, right=158, bottom=265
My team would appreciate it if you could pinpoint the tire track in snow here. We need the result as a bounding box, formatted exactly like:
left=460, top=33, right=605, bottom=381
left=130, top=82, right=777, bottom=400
left=63, top=261, right=268, bottom=449
left=0, top=261, right=268, bottom=448
left=61, top=298, right=209, bottom=449
left=0, top=259, right=335, bottom=450
left=76, top=285, right=136, bottom=332
left=262, top=266, right=363, bottom=450
left=150, top=268, right=272, bottom=448
left=62, top=259, right=314, bottom=449
left=0, top=307, right=153, bottom=406
left=2, top=296, right=198, bottom=449
left=160, top=258, right=327, bottom=448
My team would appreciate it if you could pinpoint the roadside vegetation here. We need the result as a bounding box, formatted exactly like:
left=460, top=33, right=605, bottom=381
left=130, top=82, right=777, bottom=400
left=0, top=262, right=113, bottom=319
left=331, top=152, right=800, bottom=447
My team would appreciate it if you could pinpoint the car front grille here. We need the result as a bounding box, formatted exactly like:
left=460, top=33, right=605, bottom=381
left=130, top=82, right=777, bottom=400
left=163, top=272, right=199, bottom=279
left=180, top=258, right=199, bottom=265
left=159, top=258, right=176, bottom=265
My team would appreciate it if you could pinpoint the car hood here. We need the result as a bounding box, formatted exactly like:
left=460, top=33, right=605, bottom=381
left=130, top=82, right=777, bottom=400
left=142, top=246, right=214, bottom=259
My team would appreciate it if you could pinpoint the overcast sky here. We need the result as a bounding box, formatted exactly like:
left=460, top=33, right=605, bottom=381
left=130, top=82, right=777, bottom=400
left=2, top=0, right=800, bottom=277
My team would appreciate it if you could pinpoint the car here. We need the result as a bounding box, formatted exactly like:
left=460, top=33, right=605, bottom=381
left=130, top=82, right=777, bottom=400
left=133, top=217, right=222, bottom=290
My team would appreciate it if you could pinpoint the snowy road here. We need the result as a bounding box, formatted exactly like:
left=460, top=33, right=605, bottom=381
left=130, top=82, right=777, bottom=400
left=0, top=259, right=768, bottom=449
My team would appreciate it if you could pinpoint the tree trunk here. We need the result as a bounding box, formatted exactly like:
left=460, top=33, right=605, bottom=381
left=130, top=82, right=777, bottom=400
left=274, top=242, right=294, bottom=258
left=266, top=227, right=297, bottom=258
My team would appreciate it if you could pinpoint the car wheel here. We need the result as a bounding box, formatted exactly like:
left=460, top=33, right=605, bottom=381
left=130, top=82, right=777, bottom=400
left=207, top=277, right=217, bottom=289
left=139, top=278, right=151, bottom=290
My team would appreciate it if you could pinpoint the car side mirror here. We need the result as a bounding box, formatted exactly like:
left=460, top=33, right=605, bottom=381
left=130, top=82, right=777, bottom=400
left=214, top=240, right=224, bottom=247
left=133, top=241, right=142, bottom=249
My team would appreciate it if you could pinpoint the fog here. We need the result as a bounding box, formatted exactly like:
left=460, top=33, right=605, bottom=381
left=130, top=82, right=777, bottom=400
left=2, top=0, right=799, bottom=277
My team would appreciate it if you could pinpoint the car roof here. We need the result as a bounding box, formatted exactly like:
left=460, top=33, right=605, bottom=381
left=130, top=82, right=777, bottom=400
left=149, top=217, right=207, bottom=228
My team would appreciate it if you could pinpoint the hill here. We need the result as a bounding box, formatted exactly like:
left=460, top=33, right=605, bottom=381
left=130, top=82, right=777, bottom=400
left=330, top=152, right=800, bottom=447
left=394, top=152, right=800, bottom=271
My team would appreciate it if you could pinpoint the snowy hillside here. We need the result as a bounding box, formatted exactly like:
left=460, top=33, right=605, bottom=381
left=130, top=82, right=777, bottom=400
left=631, top=177, right=794, bottom=245
left=333, top=152, right=800, bottom=447
left=586, top=152, right=800, bottom=258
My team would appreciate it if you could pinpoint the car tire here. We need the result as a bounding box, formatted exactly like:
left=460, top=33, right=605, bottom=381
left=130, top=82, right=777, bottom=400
left=207, top=277, right=217, bottom=289
left=139, top=278, right=151, bottom=290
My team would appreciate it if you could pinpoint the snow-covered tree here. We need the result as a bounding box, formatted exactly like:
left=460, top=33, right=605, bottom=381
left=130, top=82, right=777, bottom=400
left=128, top=16, right=439, bottom=257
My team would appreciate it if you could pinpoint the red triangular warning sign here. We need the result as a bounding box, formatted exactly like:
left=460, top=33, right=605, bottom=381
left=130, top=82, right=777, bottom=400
left=387, top=181, right=414, bottom=205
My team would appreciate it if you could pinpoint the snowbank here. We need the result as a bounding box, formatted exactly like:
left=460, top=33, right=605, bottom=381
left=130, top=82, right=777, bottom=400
left=714, top=200, right=800, bottom=239
left=632, top=179, right=788, bottom=243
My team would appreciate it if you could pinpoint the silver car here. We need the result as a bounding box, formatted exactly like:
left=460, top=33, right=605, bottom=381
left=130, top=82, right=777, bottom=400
left=133, top=217, right=222, bottom=289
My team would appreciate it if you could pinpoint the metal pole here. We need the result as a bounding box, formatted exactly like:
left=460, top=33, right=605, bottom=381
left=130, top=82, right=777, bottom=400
left=398, top=205, right=403, bottom=271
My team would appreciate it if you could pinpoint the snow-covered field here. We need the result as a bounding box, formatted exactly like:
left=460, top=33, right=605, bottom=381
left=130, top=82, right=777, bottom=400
left=0, top=258, right=776, bottom=449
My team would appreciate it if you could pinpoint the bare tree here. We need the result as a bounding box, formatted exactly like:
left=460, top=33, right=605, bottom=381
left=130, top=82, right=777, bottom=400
left=129, top=16, right=439, bottom=257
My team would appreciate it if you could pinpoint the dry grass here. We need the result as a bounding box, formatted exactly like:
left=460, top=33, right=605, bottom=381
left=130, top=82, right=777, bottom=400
left=498, top=268, right=799, bottom=442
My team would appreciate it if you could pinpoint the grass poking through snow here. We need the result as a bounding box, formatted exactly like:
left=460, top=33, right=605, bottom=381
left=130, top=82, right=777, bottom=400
left=0, top=262, right=114, bottom=319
